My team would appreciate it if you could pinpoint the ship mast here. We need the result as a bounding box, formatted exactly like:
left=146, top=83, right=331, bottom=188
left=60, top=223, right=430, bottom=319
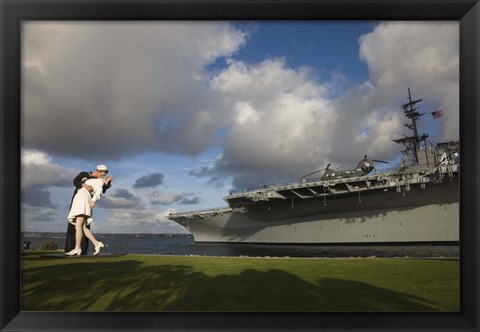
left=393, top=88, right=428, bottom=166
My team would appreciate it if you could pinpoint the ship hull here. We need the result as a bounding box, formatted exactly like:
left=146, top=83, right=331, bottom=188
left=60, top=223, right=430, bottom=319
left=174, top=179, right=459, bottom=244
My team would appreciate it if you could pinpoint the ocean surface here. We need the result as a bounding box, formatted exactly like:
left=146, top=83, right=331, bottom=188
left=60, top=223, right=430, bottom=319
left=21, top=233, right=459, bottom=258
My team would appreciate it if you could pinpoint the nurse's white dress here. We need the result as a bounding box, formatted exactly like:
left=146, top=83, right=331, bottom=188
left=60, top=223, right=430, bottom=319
left=67, top=178, right=104, bottom=225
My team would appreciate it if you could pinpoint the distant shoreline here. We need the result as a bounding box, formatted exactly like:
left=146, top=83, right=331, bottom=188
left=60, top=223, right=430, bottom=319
left=21, top=231, right=193, bottom=239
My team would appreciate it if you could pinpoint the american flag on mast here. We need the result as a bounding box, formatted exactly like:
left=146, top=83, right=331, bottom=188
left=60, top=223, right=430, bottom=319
left=431, top=109, right=444, bottom=119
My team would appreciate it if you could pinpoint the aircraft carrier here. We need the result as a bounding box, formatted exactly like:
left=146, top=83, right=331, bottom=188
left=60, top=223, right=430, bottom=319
left=168, top=89, right=460, bottom=244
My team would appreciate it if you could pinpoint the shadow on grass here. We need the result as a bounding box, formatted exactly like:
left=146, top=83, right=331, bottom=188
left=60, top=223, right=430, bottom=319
left=22, top=258, right=441, bottom=312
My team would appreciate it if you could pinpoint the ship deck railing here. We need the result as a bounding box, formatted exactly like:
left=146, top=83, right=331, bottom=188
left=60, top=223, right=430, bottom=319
left=168, top=162, right=459, bottom=218
left=169, top=207, right=232, bottom=219
left=228, top=166, right=401, bottom=195
left=227, top=162, right=459, bottom=196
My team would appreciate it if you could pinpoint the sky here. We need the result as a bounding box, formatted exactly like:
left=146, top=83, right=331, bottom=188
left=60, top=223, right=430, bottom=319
left=21, top=21, right=459, bottom=234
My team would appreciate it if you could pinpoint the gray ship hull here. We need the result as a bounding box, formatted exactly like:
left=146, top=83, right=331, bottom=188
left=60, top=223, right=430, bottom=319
left=173, top=177, right=459, bottom=244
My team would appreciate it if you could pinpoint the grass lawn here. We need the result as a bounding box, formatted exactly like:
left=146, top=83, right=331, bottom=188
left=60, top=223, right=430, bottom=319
left=21, top=251, right=459, bottom=312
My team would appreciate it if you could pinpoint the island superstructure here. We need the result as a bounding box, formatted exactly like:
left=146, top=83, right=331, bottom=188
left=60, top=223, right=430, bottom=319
left=168, top=89, right=459, bottom=244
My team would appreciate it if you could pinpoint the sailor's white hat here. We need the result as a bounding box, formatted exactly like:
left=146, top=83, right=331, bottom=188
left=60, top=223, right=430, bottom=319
left=96, top=164, right=109, bottom=172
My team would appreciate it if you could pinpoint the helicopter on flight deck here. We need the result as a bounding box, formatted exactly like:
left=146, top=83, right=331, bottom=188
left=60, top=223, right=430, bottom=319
left=300, top=155, right=389, bottom=181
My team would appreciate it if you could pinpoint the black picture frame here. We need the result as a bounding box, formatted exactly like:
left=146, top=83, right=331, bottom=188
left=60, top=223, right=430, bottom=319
left=1, top=0, right=479, bottom=331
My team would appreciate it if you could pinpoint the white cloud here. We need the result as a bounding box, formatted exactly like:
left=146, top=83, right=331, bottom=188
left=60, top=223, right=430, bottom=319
left=190, top=22, right=459, bottom=189
left=101, top=207, right=188, bottom=234
left=149, top=191, right=199, bottom=206
left=358, top=21, right=459, bottom=142
left=22, top=22, right=247, bottom=159
left=155, top=209, right=190, bottom=233
left=208, top=58, right=336, bottom=188
left=21, top=149, right=76, bottom=189
left=24, top=21, right=458, bottom=191
left=21, top=205, right=57, bottom=222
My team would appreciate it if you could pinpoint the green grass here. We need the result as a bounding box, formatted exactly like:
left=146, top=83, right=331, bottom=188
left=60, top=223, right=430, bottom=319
left=21, top=251, right=459, bottom=312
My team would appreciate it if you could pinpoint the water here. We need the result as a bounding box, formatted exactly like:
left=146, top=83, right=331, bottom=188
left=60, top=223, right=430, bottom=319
left=21, top=233, right=459, bottom=258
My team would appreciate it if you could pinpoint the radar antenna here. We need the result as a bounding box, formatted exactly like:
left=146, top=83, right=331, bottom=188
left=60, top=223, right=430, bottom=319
left=393, top=88, right=428, bottom=166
